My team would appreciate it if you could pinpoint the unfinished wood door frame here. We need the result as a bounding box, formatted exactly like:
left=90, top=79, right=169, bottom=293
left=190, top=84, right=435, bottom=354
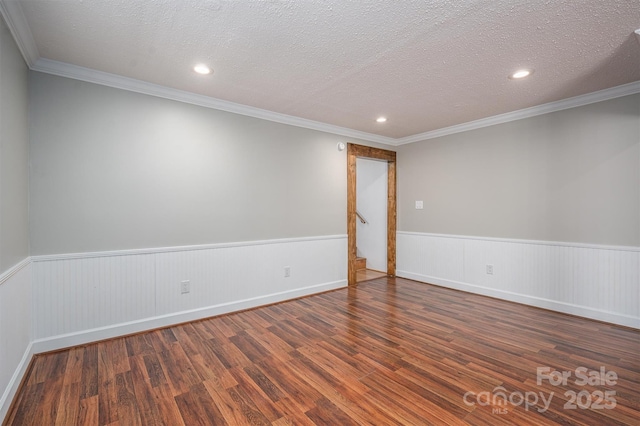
left=347, top=143, right=397, bottom=285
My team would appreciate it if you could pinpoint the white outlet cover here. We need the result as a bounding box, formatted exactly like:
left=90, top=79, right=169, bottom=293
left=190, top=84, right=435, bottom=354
left=415, top=201, right=424, bottom=209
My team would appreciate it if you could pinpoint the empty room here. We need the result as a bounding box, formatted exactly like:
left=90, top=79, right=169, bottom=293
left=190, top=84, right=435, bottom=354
left=0, top=1, right=639, bottom=424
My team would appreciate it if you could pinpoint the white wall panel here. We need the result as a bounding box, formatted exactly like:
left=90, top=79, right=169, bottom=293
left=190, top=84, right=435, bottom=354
left=32, top=254, right=156, bottom=340
left=0, top=261, right=32, bottom=421
left=154, top=238, right=346, bottom=315
left=397, top=232, right=640, bottom=328
left=31, top=236, right=347, bottom=352
left=396, top=233, right=465, bottom=282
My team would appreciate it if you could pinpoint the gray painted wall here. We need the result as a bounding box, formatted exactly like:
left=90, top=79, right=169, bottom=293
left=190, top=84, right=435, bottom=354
left=398, top=94, right=640, bottom=247
left=26, top=66, right=640, bottom=253
left=0, top=15, right=29, bottom=273
left=29, top=72, right=388, bottom=255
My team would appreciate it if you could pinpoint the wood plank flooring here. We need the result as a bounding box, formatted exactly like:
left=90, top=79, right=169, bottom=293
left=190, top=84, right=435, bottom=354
left=5, top=277, right=640, bottom=425
left=356, top=269, right=387, bottom=283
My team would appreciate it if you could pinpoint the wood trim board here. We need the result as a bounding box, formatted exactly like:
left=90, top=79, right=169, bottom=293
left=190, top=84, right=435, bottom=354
left=347, top=144, right=397, bottom=285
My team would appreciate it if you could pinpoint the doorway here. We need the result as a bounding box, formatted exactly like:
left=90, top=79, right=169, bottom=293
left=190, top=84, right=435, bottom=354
left=356, top=158, right=388, bottom=282
left=347, top=143, right=396, bottom=286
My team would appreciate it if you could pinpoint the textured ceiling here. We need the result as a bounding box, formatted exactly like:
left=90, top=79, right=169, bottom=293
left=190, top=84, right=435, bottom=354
left=4, top=0, right=640, bottom=140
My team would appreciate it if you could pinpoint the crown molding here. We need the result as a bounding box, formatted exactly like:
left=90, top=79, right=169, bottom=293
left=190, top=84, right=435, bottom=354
left=23, top=60, right=640, bottom=150
left=31, top=58, right=396, bottom=146
left=0, top=0, right=39, bottom=66
left=28, top=58, right=640, bottom=148
left=4, top=0, right=638, bottom=147
left=394, top=80, right=640, bottom=145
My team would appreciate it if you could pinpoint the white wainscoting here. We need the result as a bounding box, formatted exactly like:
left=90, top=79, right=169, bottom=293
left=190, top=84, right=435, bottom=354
left=397, top=232, right=640, bottom=329
left=31, top=235, right=347, bottom=353
left=0, top=259, right=32, bottom=422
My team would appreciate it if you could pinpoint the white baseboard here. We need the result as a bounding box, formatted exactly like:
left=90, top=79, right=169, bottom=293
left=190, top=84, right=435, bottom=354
left=0, top=342, right=34, bottom=422
left=32, top=279, right=345, bottom=354
left=397, top=232, right=639, bottom=329
left=397, top=271, right=640, bottom=329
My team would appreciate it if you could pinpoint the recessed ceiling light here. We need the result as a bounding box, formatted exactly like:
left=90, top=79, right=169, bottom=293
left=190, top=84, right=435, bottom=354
left=194, top=64, right=212, bottom=75
left=376, top=117, right=387, bottom=123
left=509, top=69, right=533, bottom=79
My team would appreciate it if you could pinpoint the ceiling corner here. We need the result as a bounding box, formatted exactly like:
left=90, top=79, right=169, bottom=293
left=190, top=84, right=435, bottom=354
left=0, top=0, right=40, bottom=67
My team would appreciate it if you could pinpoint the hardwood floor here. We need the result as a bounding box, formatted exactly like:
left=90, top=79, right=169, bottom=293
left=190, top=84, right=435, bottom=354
left=356, top=269, right=387, bottom=283
left=5, top=277, right=640, bottom=425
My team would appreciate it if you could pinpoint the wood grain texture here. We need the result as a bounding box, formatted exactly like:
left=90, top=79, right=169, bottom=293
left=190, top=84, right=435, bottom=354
left=356, top=269, right=387, bottom=283
left=387, top=159, right=396, bottom=277
left=347, top=144, right=397, bottom=162
left=347, top=143, right=358, bottom=286
left=6, top=277, right=640, bottom=425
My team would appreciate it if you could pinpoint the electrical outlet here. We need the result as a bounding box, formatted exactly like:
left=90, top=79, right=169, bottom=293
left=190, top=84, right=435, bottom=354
left=284, top=266, right=291, bottom=278
left=415, top=200, right=424, bottom=210
left=486, top=265, right=494, bottom=275
left=181, top=280, right=190, bottom=294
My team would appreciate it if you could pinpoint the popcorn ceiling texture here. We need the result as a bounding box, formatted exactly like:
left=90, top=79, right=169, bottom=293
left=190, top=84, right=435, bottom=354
left=17, top=0, right=640, bottom=138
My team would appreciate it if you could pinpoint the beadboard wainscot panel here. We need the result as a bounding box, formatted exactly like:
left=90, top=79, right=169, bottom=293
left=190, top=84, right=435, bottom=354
left=0, top=259, right=32, bottom=421
left=31, top=253, right=156, bottom=350
left=31, top=235, right=347, bottom=352
left=154, top=236, right=347, bottom=318
left=395, top=232, right=465, bottom=282
left=397, top=231, right=640, bottom=328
